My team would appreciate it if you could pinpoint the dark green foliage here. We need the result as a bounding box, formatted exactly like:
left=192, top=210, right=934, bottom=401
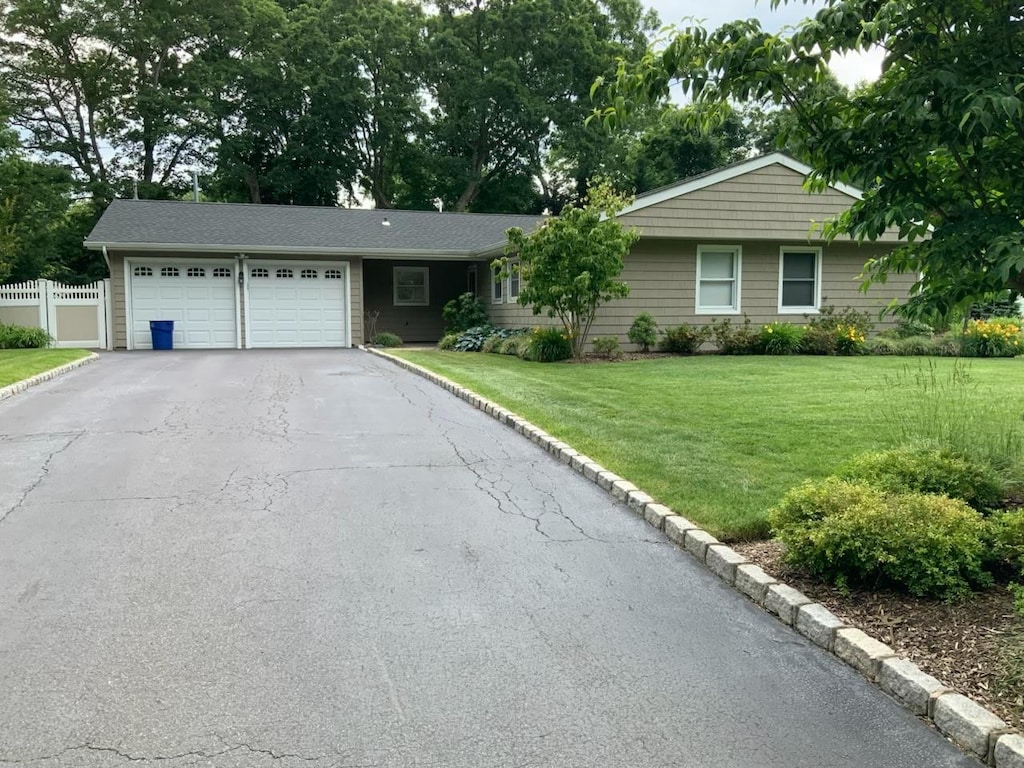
left=770, top=478, right=991, bottom=599
left=452, top=325, right=496, bottom=352
left=437, top=333, right=459, bottom=350
left=987, top=510, right=1024, bottom=573
left=591, top=336, right=622, bottom=359
left=526, top=327, right=573, bottom=362
left=442, top=292, right=489, bottom=334
left=801, top=306, right=874, bottom=355
left=836, top=447, right=1003, bottom=512
left=658, top=324, right=710, bottom=354
left=759, top=322, right=803, bottom=355
left=0, top=323, right=52, bottom=349
left=371, top=332, right=403, bottom=347
left=710, top=315, right=759, bottom=355
left=627, top=312, right=658, bottom=352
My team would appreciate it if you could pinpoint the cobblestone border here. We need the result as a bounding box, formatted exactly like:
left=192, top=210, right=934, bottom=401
left=0, top=352, right=100, bottom=403
left=367, top=347, right=1022, bottom=766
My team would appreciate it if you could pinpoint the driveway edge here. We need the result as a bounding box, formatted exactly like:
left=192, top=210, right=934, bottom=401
left=367, top=346, right=1021, bottom=766
left=0, top=352, right=100, bottom=403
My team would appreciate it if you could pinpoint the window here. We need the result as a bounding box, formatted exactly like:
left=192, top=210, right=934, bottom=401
left=160, top=266, right=180, bottom=277
left=467, top=264, right=478, bottom=295
left=324, top=269, right=343, bottom=280
left=276, top=268, right=294, bottom=279
left=187, top=267, right=205, bottom=278
left=779, top=248, right=821, bottom=312
left=507, top=260, right=520, bottom=301
left=251, top=268, right=269, bottom=278
left=696, top=246, right=741, bottom=313
left=213, top=267, right=232, bottom=278
left=394, top=266, right=429, bottom=306
left=301, top=269, right=318, bottom=279
left=133, top=266, right=153, bottom=277
left=491, top=265, right=503, bottom=303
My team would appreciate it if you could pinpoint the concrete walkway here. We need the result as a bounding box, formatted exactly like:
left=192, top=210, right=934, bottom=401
left=0, top=350, right=975, bottom=767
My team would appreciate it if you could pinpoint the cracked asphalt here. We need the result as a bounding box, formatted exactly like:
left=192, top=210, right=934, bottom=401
left=0, top=350, right=976, bottom=767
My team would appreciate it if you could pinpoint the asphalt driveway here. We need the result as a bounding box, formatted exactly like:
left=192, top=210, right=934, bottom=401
left=0, top=350, right=975, bottom=767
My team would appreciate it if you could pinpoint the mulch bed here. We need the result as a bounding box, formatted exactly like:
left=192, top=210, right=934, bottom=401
left=732, top=540, right=1023, bottom=730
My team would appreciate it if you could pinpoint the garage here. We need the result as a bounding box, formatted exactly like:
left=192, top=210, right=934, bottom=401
left=245, top=261, right=349, bottom=348
left=128, top=261, right=239, bottom=349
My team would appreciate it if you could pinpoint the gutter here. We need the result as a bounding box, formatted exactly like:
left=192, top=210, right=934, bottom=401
left=83, top=241, right=483, bottom=260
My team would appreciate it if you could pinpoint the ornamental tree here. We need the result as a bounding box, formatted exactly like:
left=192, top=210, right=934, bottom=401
left=499, top=181, right=638, bottom=358
left=594, top=0, right=1024, bottom=319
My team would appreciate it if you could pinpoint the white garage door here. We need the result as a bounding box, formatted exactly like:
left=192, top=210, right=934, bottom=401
left=246, top=262, right=348, bottom=348
left=129, top=262, right=239, bottom=349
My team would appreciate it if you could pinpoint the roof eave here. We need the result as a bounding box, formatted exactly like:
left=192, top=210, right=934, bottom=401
left=83, top=240, right=481, bottom=259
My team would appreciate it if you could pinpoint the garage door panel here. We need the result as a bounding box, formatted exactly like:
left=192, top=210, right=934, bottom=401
left=247, top=261, right=348, bottom=348
left=130, top=263, right=238, bottom=349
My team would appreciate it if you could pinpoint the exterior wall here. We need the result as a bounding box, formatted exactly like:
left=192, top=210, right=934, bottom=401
left=490, top=238, right=917, bottom=345
left=618, top=164, right=901, bottom=243
left=363, top=259, right=473, bottom=343
left=109, top=250, right=362, bottom=349
left=0, top=305, right=40, bottom=327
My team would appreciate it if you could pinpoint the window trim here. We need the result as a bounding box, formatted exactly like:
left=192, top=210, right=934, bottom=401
left=695, top=245, right=742, bottom=314
left=777, top=246, right=822, bottom=314
left=393, top=266, right=429, bottom=307
left=507, top=259, right=520, bottom=301
left=491, top=265, right=503, bottom=304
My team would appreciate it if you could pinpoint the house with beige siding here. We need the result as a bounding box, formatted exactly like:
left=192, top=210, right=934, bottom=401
left=83, top=152, right=914, bottom=350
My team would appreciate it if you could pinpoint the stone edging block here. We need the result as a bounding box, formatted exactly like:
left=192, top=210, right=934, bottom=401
left=0, top=352, right=99, bottom=402
left=365, top=346, right=1020, bottom=766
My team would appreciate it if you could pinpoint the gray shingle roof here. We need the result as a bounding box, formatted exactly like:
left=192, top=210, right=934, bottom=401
left=85, top=200, right=545, bottom=255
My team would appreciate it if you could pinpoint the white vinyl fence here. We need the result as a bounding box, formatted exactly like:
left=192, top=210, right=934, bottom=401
left=0, top=279, right=112, bottom=349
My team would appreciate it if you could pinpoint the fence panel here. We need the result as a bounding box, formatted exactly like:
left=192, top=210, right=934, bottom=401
left=0, top=278, right=111, bottom=349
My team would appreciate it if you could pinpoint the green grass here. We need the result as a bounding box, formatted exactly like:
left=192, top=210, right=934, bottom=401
left=393, top=351, right=1024, bottom=541
left=0, top=349, right=91, bottom=388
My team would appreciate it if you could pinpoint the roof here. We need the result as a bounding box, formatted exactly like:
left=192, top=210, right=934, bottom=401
left=84, top=199, right=545, bottom=257
left=616, top=152, right=864, bottom=217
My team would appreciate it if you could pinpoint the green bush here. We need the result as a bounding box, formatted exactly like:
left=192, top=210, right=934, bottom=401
left=499, top=334, right=530, bottom=357
left=452, top=325, right=496, bottom=352
left=866, top=336, right=902, bottom=355
left=770, top=478, right=991, bottom=599
left=658, top=324, right=711, bottom=354
left=802, top=305, right=874, bottom=355
left=526, top=327, right=572, bottom=362
left=933, top=332, right=963, bottom=357
left=0, top=324, right=52, bottom=349
left=897, top=335, right=937, bottom=356
left=441, top=292, right=488, bottom=334
left=836, top=447, right=1003, bottom=512
left=711, top=315, right=760, bottom=355
left=627, top=312, right=658, bottom=352
left=894, top=318, right=937, bottom=338
left=760, top=322, right=803, bottom=355
left=481, top=334, right=504, bottom=354
left=372, top=332, right=403, bottom=347
left=437, top=333, right=458, bottom=351
left=961, top=317, right=1022, bottom=358
left=987, top=510, right=1024, bottom=572
left=592, top=336, right=622, bottom=359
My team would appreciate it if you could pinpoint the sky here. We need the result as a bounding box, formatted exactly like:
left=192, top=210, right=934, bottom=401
left=644, top=0, right=885, bottom=89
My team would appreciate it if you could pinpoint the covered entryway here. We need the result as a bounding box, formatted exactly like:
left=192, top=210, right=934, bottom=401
left=128, top=261, right=239, bottom=349
left=245, top=261, right=350, bottom=348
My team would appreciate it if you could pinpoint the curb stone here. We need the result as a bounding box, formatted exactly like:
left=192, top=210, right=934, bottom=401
left=0, top=352, right=99, bottom=402
left=365, top=347, right=1020, bottom=765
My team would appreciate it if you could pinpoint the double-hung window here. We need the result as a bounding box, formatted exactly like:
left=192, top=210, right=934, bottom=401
left=491, top=265, right=504, bottom=303
left=507, top=260, right=520, bottom=301
left=393, top=266, right=429, bottom=306
left=696, top=246, right=741, bottom=313
left=778, top=248, right=821, bottom=312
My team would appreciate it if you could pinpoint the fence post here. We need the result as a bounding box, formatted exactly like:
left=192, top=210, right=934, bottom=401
left=36, top=279, right=49, bottom=332
left=103, top=278, right=113, bottom=350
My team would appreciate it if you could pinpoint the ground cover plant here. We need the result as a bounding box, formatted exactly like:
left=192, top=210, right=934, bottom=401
left=0, top=349, right=90, bottom=387
left=392, top=351, right=1024, bottom=541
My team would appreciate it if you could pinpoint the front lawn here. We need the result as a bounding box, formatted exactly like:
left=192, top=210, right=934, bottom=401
left=393, top=351, right=1024, bottom=540
left=0, top=349, right=91, bottom=388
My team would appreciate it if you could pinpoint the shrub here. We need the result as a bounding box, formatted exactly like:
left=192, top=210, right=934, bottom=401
left=371, top=332, right=403, bottom=347
left=481, top=334, right=504, bottom=354
left=526, top=326, right=572, bottom=362
left=0, top=324, right=52, bottom=349
left=591, top=336, right=622, bottom=359
left=760, top=322, right=803, bottom=355
left=711, top=315, right=760, bottom=354
left=499, top=334, right=530, bottom=357
left=933, top=332, right=963, bottom=357
left=836, top=447, right=1003, bottom=512
left=961, top=317, right=1022, bottom=358
left=802, top=305, right=874, bottom=355
left=627, top=312, right=658, bottom=352
left=770, top=478, right=991, bottom=599
left=658, top=324, right=711, bottom=354
left=894, top=318, right=936, bottom=338
left=896, top=335, right=936, bottom=356
left=866, top=336, right=901, bottom=355
left=441, top=292, right=488, bottom=334
left=833, top=324, right=867, bottom=355
left=987, top=510, right=1024, bottom=572
left=452, top=325, right=496, bottom=352
left=437, top=333, right=458, bottom=351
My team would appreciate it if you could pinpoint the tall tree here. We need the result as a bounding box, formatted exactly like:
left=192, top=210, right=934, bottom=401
left=597, top=0, right=1024, bottom=318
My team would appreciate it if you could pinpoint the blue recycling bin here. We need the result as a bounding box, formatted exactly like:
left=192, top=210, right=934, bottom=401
left=149, top=320, right=174, bottom=350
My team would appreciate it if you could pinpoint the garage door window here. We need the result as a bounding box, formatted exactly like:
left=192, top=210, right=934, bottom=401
left=394, top=266, right=429, bottom=306
left=161, top=266, right=180, bottom=277
left=276, top=268, right=294, bottom=279
left=187, top=267, right=205, bottom=277
left=134, top=266, right=152, bottom=277
left=301, top=269, right=318, bottom=279
left=213, top=267, right=232, bottom=278
left=252, top=268, right=269, bottom=278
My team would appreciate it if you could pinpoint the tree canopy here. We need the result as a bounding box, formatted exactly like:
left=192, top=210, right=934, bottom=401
left=596, top=0, right=1024, bottom=318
